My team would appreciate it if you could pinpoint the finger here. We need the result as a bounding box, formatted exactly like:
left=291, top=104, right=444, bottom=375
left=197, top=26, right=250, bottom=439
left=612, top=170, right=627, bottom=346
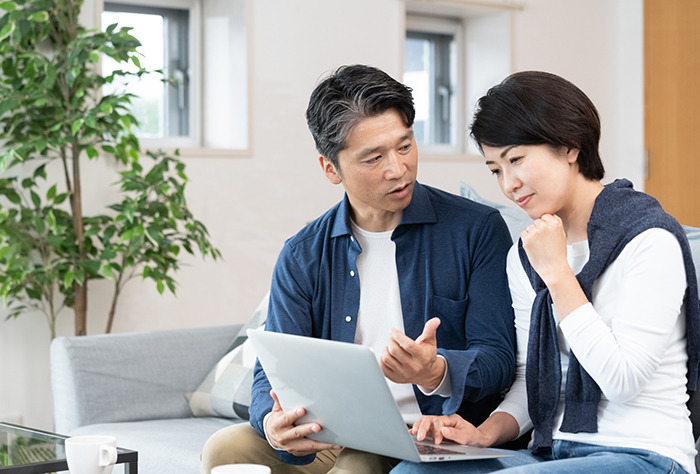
left=431, top=419, right=445, bottom=444
left=270, top=389, right=283, bottom=413
left=414, top=417, right=433, bottom=441
left=388, top=328, right=417, bottom=352
left=416, top=317, right=440, bottom=345
left=441, top=426, right=461, bottom=444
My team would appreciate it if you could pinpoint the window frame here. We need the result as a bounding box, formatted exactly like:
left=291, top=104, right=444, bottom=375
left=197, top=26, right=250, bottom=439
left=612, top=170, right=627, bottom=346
left=403, top=1, right=518, bottom=161
left=96, top=0, right=252, bottom=157
left=103, top=2, right=192, bottom=140
left=405, top=14, right=465, bottom=155
left=100, top=0, right=202, bottom=150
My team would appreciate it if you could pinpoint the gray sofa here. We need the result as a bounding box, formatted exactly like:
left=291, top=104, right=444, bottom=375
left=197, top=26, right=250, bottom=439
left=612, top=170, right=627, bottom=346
left=51, top=324, right=247, bottom=473
left=50, top=184, right=700, bottom=474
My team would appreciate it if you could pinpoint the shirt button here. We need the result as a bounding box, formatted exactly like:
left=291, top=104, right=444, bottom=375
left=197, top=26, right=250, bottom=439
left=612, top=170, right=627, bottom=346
left=350, top=270, right=355, bottom=277
left=345, top=316, right=352, bottom=322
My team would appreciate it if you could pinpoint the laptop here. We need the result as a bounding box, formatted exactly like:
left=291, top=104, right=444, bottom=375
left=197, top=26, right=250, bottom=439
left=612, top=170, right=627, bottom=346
left=246, top=329, right=514, bottom=463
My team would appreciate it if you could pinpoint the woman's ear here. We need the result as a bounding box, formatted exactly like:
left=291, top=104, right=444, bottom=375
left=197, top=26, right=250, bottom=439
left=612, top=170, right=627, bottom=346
left=565, top=147, right=580, bottom=164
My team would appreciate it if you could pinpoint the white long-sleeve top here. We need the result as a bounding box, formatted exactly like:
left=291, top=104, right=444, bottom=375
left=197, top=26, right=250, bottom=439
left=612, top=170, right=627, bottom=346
left=494, top=228, right=697, bottom=474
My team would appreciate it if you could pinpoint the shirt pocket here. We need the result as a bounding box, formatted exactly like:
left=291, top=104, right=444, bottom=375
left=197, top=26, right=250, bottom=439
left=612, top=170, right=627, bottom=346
left=432, top=294, right=468, bottom=347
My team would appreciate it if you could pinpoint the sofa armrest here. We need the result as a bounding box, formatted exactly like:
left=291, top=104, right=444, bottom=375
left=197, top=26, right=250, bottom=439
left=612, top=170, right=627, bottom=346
left=51, top=324, right=242, bottom=434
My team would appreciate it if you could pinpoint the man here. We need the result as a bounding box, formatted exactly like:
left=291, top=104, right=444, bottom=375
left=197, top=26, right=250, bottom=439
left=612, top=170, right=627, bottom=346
left=201, top=65, right=515, bottom=474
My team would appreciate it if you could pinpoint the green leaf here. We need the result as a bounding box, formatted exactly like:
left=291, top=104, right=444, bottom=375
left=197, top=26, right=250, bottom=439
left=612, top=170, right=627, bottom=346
left=142, top=265, right=150, bottom=279
left=71, top=118, right=84, bottom=136
left=33, top=164, right=46, bottom=179
left=46, top=209, right=56, bottom=229
left=86, top=147, right=98, bottom=159
left=145, top=227, right=159, bottom=246
left=131, top=55, right=141, bottom=69
left=33, top=98, right=47, bottom=106
left=64, top=271, right=75, bottom=288
left=0, top=21, right=14, bottom=42
left=89, top=51, right=100, bottom=63
left=47, top=184, right=56, bottom=200
left=27, top=11, right=48, bottom=22
left=156, top=279, right=165, bottom=294
left=74, top=270, right=85, bottom=286
left=0, top=2, right=17, bottom=12
left=53, top=193, right=68, bottom=205
left=102, top=263, right=114, bottom=280
left=30, top=191, right=40, bottom=208
left=4, top=190, right=20, bottom=204
left=101, top=103, right=113, bottom=114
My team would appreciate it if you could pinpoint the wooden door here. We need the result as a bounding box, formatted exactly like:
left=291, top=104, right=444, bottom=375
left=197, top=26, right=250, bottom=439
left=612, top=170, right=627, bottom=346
left=645, top=0, right=700, bottom=227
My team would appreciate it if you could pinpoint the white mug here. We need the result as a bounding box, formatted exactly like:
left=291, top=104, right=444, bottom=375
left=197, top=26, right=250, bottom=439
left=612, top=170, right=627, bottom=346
left=211, top=464, right=271, bottom=474
left=65, top=435, right=118, bottom=474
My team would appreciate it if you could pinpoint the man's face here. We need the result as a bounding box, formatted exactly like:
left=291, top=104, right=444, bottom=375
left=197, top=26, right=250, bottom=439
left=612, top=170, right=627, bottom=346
left=320, top=108, right=418, bottom=232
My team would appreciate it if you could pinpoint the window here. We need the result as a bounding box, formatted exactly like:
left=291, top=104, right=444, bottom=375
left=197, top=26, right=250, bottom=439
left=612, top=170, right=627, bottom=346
left=405, top=16, right=462, bottom=153
left=404, top=6, right=513, bottom=157
left=102, top=3, right=190, bottom=140
left=100, top=0, right=249, bottom=153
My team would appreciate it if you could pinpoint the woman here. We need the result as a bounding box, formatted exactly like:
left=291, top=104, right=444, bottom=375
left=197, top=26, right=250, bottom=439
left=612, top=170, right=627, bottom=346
left=391, top=71, right=700, bottom=474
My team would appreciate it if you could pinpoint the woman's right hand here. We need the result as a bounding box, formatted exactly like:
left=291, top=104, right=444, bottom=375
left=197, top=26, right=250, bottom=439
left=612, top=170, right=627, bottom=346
left=410, top=414, right=488, bottom=447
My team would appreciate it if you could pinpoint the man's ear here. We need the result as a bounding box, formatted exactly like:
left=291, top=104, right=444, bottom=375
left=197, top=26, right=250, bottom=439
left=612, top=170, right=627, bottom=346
left=319, top=156, right=342, bottom=185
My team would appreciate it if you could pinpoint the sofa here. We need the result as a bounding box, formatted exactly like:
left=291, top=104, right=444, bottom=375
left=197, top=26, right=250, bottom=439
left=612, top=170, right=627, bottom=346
left=51, top=323, right=248, bottom=473
left=50, top=183, right=700, bottom=474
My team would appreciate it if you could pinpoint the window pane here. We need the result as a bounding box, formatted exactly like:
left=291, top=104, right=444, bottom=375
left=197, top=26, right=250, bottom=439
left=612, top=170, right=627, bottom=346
left=102, top=5, right=190, bottom=140
left=404, top=31, right=456, bottom=147
left=102, top=11, right=165, bottom=138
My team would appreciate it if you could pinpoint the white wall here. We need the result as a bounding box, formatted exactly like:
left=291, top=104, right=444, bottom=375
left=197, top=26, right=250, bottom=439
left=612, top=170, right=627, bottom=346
left=0, top=0, right=643, bottom=431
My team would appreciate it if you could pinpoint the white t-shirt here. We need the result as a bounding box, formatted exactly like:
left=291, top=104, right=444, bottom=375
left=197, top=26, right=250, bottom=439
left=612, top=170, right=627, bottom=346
left=494, top=228, right=696, bottom=473
left=351, top=222, right=422, bottom=423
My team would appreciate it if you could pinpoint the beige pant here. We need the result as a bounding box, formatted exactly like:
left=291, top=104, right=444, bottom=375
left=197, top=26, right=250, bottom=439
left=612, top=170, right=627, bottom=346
left=201, top=423, right=400, bottom=474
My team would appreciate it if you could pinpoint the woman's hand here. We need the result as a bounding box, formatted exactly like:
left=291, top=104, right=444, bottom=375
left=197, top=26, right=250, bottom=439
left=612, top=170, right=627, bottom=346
left=521, top=214, right=570, bottom=286
left=410, top=414, right=488, bottom=447
left=521, top=213, right=589, bottom=321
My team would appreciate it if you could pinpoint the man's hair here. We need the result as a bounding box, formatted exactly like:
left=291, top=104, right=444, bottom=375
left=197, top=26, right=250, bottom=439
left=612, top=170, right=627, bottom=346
left=306, top=64, right=415, bottom=170
left=470, top=71, right=605, bottom=181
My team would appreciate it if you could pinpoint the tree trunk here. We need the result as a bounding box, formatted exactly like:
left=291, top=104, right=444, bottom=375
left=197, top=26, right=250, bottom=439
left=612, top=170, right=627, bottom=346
left=105, top=275, right=122, bottom=334
left=71, top=139, right=87, bottom=336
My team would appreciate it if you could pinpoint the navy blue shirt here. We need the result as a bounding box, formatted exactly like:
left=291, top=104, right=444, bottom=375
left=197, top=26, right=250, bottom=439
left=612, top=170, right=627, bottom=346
left=250, top=182, right=515, bottom=464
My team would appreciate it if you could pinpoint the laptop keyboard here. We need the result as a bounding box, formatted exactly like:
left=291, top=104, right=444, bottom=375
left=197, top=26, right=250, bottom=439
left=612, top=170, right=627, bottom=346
left=416, top=443, right=465, bottom=455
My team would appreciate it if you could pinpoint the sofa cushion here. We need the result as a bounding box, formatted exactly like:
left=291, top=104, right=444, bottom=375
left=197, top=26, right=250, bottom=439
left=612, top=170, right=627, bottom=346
left=71, top=417, right=241, bottom=474
left=188, top=293, right=269, bottom=420
left=459, top=181, right=532, bottom=242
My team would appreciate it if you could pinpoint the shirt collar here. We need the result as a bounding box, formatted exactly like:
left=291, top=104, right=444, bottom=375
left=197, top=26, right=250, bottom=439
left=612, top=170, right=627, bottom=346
left=330, top=182, right=436, bottom=238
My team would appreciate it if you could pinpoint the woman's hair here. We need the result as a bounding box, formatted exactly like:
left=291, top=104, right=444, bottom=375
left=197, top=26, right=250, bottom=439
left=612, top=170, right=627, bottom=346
left=306, top=64, right=415, bottom=171
left=470, top=71, right=605, bottom=181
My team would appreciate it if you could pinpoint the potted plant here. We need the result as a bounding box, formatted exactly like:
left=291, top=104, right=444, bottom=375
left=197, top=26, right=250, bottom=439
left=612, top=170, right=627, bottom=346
left=0, top=0, right=221, bottom=338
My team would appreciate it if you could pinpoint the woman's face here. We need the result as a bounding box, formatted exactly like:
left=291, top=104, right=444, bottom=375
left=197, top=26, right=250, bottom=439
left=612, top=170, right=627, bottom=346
left=483, top=144, right=580, bottom=220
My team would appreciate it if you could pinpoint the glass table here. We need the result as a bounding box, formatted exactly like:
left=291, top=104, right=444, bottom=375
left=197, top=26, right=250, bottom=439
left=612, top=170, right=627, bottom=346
left=0, top=422, right=137, bottom=473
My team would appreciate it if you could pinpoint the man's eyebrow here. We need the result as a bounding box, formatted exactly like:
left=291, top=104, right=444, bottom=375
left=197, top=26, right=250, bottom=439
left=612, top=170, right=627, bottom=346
left=356, top=131, right=414, bottom=158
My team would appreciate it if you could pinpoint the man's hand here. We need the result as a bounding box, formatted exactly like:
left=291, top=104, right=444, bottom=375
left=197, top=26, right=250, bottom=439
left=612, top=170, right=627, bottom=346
left=265, top=390, right=341, bottom=457
left=379, top=317, right=445, bottom=390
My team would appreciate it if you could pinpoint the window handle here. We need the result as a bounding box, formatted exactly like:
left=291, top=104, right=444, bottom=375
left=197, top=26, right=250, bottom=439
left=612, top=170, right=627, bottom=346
left=438, top=85, right=450, bottom=122
left=174, top=69, right=186, bottom=110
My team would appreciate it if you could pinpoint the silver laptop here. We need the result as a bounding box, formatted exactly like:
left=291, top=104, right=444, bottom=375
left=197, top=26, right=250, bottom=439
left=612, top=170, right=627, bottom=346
left=246, top=329, right=514, bottom=463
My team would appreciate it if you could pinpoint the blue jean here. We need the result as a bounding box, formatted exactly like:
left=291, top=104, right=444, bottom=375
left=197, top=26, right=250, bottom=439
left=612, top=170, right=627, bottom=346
left=390, top=440, right=689, bottom=474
